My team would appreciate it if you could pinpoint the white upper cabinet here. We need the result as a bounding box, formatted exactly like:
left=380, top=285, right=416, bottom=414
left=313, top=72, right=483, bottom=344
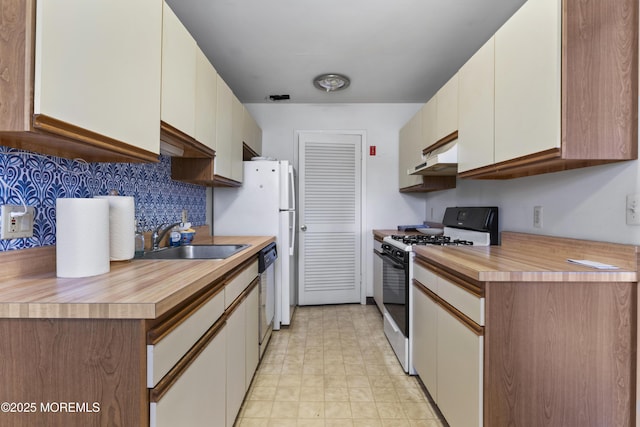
left=161, top=1, right=197, bottom=138
left=195, top=49, right=217, bottom=152
left=458, top=37, right=495, bottom=173
left=243, top=110, right=262, bottom=157
left=420, top=97, right=437, bottom=149
left=231, top=96, right=244, bottom=183
left=494, top=0, right=561, bottom=163
left=398, top=112, right=423, bottom=190
left=435, top=74, right=459, bottom=141
left=215, top=77, right=234, bottom=179
left=34, top=0, right=162, bottom=155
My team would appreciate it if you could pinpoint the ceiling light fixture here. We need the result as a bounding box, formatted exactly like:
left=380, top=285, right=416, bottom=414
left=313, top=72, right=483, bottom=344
left=313, top=73, right=350, bottom=92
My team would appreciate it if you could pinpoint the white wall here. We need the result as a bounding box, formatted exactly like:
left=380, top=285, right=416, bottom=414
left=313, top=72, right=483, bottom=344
left=245, top=103, right=426, bottom=298
left=421, top=144, right=640, bottom=245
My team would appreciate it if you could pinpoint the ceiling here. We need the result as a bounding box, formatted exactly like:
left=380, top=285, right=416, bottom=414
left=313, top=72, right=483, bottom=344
left=166, top=0, right=527, bottom=104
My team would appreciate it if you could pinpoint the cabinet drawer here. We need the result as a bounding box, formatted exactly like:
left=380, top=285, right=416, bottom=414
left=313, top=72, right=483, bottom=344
left=150, top=320, right=226, bottom=427
left=225, top=260, right=259, bottom=307
left=437, top=276, right=484, bottom=326
left=147, top=286, right=225, bottom=387
left=414, top=262, right=438, bottom=293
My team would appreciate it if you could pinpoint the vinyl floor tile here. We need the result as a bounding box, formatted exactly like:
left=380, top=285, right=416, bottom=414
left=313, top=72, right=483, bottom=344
left=235, top=305, right=445, bottom=427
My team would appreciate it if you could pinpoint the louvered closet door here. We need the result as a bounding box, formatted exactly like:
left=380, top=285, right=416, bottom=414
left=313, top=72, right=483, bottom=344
left=298, top=132, right=362, bottom=305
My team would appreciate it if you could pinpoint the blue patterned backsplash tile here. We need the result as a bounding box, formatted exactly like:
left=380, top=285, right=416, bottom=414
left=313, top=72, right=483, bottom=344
left=0, top=147, right=207, bottom=251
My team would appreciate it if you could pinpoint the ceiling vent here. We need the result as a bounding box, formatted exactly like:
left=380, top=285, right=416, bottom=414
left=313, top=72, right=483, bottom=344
left=268, top=94, right=290, bottom=101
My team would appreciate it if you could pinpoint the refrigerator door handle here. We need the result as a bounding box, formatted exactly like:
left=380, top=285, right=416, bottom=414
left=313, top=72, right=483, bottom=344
left=289, top=210, right=296, bottom=256
left=288, top=165, right=295, bottom=210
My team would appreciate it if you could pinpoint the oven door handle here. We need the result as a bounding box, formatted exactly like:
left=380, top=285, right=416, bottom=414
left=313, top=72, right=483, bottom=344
left=376, top=248, right=406, bottom=269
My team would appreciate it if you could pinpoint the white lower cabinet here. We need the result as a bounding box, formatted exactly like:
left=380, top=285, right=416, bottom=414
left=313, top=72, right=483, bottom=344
left=436, top=304, right=483, bottom=427
left=148, top=258, right=261, bottom=427
left=225, top=279, right=260, bottom=426
left=150, top=322, right=226, bottom=427
left=411, top=285, right=438, bottom=398
left=413, top=260, right=484, bottom=427
left=226, top=299, right=246, bottom=427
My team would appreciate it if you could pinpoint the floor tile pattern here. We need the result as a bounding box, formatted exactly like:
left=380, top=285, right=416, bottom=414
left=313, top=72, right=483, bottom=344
left=236, top=304, right=445, bottom=427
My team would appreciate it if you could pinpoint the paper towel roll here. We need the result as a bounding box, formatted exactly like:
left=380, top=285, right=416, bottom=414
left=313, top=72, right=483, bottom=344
left=56, top=198, right=110, bottom=278
left=96, top=195, right=135, bottom=261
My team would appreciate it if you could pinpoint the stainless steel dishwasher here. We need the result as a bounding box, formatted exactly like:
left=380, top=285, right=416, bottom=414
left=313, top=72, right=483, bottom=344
left=258, top=242, right=277, bottom=358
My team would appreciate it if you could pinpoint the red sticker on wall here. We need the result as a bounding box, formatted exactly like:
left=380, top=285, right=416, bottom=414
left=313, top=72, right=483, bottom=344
left=369, top=146, right=376, bottom=156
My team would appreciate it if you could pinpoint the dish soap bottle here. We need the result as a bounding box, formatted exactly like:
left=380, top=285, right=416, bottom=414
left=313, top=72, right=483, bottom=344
left=134, top=220, right=145, bottom=257
left=169, top=226, right=181, bottom=247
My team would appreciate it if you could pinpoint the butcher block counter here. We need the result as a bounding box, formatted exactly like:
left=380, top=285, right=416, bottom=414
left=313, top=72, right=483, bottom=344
left=0, top=235, right=274, bottom=319
left=408, top=231, right=639, bottom=427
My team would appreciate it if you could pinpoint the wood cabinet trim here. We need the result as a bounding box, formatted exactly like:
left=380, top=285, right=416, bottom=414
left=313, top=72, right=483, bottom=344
left=213, top=174, right=242, bottom=188
left=32, top=114, right=159, bottom=162
left=147, top=281, right=225, bottom=345
left=413, top=279, right=483, bottom=336
left=415, top=256, right=484, bottom=297
left=225, top=285, right=248, bottom=317
left=149, top=317, right=226, bottom=403
left=243, top=142, right=259, bottom=161
left=413, top=278, right=439, bottom=301
left=399, top=175, right=457, bottom=193
left=422, top=131, right=458, bottom=155
left=225, top=275, right=259, bottom=318
left=0, top=0, right=35, bottom=132
left=160, top=120, right=215, bottom=158
left=245, top=276, right=260, bottom=294
left=458, top=148, right=561, bottom=178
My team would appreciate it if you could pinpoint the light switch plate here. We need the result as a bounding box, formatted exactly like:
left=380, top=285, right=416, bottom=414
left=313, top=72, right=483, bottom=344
left=1, top=205, right=35, bottom=239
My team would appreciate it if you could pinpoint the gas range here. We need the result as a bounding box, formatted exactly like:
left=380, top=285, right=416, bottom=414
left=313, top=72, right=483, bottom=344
left=383, top=207, right=499, bottom=251
left=384, top=232, right=476, bottom=250
left=377, top=207, right=498, bottom=375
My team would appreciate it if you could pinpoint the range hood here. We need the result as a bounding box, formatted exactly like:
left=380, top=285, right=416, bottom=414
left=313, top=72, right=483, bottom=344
left=409, top=138, right=458, bottom=176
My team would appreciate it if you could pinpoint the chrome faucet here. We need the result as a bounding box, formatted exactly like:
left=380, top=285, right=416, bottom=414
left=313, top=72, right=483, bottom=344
left=151, top=222, right=182, bottom=250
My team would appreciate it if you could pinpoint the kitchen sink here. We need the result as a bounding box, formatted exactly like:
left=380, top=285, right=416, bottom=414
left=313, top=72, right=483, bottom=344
left=140, top=244, right=250, bottom=260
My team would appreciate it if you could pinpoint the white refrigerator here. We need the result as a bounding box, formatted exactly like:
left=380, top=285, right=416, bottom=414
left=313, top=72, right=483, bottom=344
left=213, top=160, right=296, bottom=329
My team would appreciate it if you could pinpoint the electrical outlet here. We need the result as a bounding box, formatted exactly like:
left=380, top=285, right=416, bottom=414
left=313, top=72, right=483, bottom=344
left=533, top=206, right=543, bottom=228
left=626, top=194, right=640, bottom=225
left=1, top=205, right=35, bottom=239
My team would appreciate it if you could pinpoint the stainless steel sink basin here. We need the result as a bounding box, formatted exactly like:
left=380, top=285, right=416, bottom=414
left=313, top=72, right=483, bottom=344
left=141, top=244, right=250, bottom=260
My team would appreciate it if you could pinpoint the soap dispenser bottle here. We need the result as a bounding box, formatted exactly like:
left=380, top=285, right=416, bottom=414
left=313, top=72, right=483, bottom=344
left=134, top=220, right=145, bottom=257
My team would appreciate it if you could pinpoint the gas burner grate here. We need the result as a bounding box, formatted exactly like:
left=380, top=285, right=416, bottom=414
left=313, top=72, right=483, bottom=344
left=390, top=235, right=474, bottom=246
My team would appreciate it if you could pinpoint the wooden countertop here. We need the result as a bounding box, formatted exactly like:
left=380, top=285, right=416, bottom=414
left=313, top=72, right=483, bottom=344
left=0, top=235, right=275, bottom=319
left=413, top=231, right=639, bottom=282
left=373, top=228, right=639, bottom=282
